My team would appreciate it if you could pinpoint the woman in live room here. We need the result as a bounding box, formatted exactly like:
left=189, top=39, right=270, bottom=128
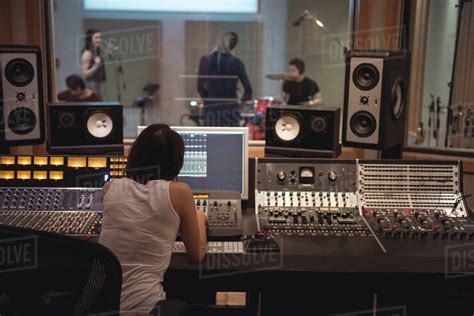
left=197, top=31, right=253, bottom=127
left=81, top=28, right=106, bottom=99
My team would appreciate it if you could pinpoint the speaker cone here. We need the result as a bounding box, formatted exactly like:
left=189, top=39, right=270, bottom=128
left=5, top=58, right=35, bottom=87
left=59, top=112, right=75, bottom=128
left=391, top=78, right=405, bottom=119
left=350, top=111, right=376, bottom=138
left=353, top=63, right=380, bottom=91
left=86, top=112, right=114, bottom=139
left=7, top=107, right=37, bottom=135
left=274, top=115, right=301, bottom=142
left=311, top=116, right=327, bottom=133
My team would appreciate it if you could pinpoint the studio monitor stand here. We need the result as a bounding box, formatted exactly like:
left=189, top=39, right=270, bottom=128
left=380, top=144, right=403, bottom=159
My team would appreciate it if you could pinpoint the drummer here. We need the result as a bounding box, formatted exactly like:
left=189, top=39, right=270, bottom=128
left=282, top=58, right=322, bottom=106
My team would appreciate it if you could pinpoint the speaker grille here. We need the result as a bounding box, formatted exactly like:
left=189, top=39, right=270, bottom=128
left=350, top=111, right=376, bottom=137
left=391, top=78, right=405, bottom=119
left=7, top=107, right=36, bottom=135
left=352, top=63, right=380, bottom=90
left=4, top=58, right=35, bottom=87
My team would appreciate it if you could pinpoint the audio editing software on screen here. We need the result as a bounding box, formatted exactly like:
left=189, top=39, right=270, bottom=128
left=176, top=131, right=244, bottom=196
left=179, top=132, right=208, bottom=177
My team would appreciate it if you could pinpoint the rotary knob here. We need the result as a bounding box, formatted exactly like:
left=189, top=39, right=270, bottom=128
left=276, top=170, right=287, bottom=182
left=327, top=170, right=338, bottom=182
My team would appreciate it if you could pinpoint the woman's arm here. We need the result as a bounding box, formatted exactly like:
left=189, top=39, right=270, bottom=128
left=81, top=50, right=101, bottom=80
left=170, top=182, right=207, bottom=263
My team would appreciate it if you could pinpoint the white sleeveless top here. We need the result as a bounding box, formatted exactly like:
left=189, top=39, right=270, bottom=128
left=99, top=178, right=180, bottom=314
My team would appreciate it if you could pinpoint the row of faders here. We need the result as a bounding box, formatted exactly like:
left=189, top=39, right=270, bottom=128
left=0, top=187, right=103, bottom=237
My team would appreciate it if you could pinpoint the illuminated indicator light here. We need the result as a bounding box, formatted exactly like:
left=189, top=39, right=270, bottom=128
left=193, top=194, right=209, bottom=199
left=18, top=156, right=32, bottom=165
left=104, top=174, right=110, bottom=181
left=49, top=171, right=63, bottom=180
left=88, top=157, right=107, bottom=168
left=17, top=171, right=31, bottom=180
left=110, top=164, right=119, bottom=169
left=33, top=171, right=47, bottom=180
left=50, top=157, right=64, bottom=166
left=67, top=157, right=87, bottom=168
left=34, top=156, right=48, bottom=166
left=0, top=171, right=15, bottom=179
left=0, top=156, right=15, bottom=165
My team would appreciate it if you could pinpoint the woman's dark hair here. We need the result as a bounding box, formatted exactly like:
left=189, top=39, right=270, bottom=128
left=289, top=58, right=305, bottom=74
left=126, top=124, right=185, bottom=184
left=83, top=28, right=101, bottom=54
left=65, top=74, right=85, bottom=90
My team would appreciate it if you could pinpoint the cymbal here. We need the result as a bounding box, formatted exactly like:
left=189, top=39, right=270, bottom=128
left=266, top=73, right=299, bottom=81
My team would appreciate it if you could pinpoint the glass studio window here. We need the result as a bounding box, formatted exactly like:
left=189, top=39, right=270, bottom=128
left=408, top=0, right=474, bottom=153
left=51, top=0, right=352, bottom=139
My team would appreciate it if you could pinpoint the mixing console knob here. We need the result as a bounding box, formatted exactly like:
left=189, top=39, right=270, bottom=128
left=328, top=170, right=338, bottom=182
left=277, top=170, right=287, bottom=181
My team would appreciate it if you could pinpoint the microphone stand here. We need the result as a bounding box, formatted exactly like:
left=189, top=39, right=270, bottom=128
left=105, top=41, right=127, bottom=102
left=303, top=11, right=348, bottom=54
left=435, top=96, right=441, bottom=147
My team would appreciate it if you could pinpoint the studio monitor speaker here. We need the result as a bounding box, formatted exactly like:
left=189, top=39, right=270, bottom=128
left=47, top=102, right=124, bottom=155
left=342, top=50, right=410, bottom=150
left=265, top=105, right=341, bottom=158
left=0, top=45, right=45, bottom=147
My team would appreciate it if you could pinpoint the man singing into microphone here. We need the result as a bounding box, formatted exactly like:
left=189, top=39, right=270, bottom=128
left=282, top=58, right=322, bottom=106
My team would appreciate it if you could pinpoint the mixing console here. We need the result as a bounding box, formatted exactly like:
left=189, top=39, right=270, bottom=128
left=255, top=159, right=371, bottom=237
left=0, top=187, right=102, bottom=236
left=173, top=241, right=245, bottom=254
left=358, top=161, right=474, bottom=241
left=363, top=208, right=474, bottom=240
left=0, top=187, right=242, bottom=239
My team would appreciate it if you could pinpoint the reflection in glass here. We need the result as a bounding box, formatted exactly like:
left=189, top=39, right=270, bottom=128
left=52, top=0, right=350, bottom=139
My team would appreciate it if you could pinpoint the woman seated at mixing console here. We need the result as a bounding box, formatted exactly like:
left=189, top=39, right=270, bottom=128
left=99, top=124, right=208, bottom=314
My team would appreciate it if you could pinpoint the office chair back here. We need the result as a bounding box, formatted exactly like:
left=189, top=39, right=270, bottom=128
left=0, top=224, right=122, bottom=315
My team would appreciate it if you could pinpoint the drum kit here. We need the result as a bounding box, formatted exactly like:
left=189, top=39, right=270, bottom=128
left=183, top=72, right=311, bottom=136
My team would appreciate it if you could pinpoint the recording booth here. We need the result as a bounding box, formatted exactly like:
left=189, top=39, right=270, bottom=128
left=1, top=0, right=474, bottom=315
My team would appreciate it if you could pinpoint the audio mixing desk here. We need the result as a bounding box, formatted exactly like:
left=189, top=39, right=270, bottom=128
left=2, top=157, right=474, bottom=315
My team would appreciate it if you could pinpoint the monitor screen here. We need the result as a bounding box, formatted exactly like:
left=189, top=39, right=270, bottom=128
left=137, top=126, right=248, bottom=199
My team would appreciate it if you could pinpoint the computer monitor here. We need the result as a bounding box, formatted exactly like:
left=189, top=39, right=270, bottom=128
left=137, top=126, right=249, bottom=199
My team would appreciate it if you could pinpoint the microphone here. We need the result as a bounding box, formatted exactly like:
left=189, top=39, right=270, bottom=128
left=293, top=10, right=311, bottom=26
left=103, top=40, right=119, bottom=56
